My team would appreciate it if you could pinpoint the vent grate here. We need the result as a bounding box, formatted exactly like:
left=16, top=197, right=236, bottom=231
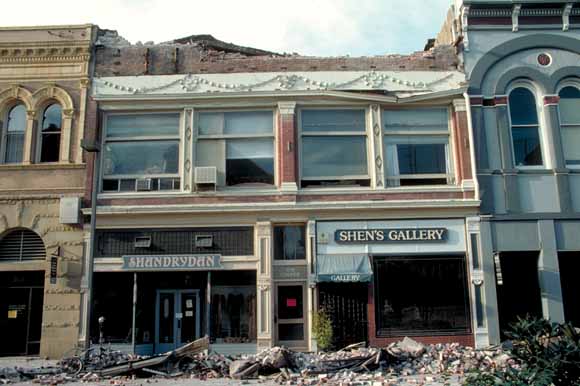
left=0, top=229, right=46, bottom=261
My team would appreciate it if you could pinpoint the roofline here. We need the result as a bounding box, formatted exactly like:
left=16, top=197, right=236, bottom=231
left=0, top=24, right=95, bottom=31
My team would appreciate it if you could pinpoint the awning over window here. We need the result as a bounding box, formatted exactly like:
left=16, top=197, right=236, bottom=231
left=316, top=254, right=373, bottom=283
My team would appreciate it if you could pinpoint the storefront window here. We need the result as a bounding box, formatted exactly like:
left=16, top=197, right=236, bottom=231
left=210, top=271, right=256, bottom=343
left=374, top=256, right=470, bottom=336
left=274, top=225, right=306, bottom=260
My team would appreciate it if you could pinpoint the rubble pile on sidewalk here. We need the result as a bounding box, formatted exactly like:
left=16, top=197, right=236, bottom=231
left=0, top=336, right=518, bottom=385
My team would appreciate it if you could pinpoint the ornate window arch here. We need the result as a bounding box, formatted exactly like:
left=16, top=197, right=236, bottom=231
left=0, top=86, right=33, bottom=164
left=557, top=79, right=580, bottom=168
left=32, top=86, right=74, bottom=163
left=506, top=81, right=544, bottom=167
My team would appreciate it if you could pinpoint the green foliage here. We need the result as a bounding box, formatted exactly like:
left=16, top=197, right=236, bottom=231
left=312, top=309, right=333, bottom=351
left=463, top=316, right=580, bottom=386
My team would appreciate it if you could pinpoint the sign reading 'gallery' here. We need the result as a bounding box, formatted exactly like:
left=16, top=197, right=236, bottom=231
left=122, top=254, right=222, bottom=270
left=335, top=228, right=447, bottom=243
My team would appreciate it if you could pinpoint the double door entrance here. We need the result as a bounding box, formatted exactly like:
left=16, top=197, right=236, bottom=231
left=155, top=290, right=200, bottom=353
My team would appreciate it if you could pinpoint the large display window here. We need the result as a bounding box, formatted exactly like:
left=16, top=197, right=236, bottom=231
left=374, top=255, right=470, bottom=336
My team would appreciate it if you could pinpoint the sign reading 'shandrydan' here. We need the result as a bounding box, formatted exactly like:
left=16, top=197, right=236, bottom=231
left=122, top=254, right=222, bottom=270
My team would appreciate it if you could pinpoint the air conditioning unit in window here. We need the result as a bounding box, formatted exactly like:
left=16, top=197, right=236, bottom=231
left=194, top=166, right=217, bottom=187
left=136, top=178, right=152, bottom=191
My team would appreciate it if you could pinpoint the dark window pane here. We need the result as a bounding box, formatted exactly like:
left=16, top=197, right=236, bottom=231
left=509, top=87, right=539, bottom=126
left=159, top=293, right=174, bottom=343
left=120, top=179, right=135, bottom=191
left=198, top=111, right=273, bottom=135
left=470, top=234, right=480, bottom=270
left=512, top=126, right=542, bottom=166
left=42, top=104, right=61, bottom=132
left=374, top=256, right=470, bottom=336
left=302, top=136, right=368, bottom=178
left=39, top=133, right=60, bottom=162
left=474, top=285, right=484, bottom=328
left=302, top=110, right=365, bottom=132
left=278, top=323, right=304, bottom=341
left=397, top=178, right=447, bottom=187
left=397, top=144, right=446, bottom=175
left=274, top=226, right=306, bottom=260
left=277, top=286, right=303, bottom=319
left=102, top=179, right=119, bottom=192
left=103, top=141, right=179, bottom=176
left=107, top=114, right=180, bottom=138
left=226, top=139, right=273, bottom=186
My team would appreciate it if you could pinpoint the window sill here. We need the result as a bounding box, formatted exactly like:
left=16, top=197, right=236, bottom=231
left=0, top=162, right=85, bottom=171
left=299, top=185, right=464, bottom=195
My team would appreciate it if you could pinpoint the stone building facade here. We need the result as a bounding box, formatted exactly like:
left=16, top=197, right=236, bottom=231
left=438, top=0, right=580, bottom=345
left=0, top=25, right=96, bottom=358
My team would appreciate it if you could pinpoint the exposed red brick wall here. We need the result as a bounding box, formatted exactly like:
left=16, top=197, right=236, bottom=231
left=452, top=110, right=473, bottom=182
left=95, top=45, right=458, bottom=77
left=278, top=111, right=297, bottom=185
left=367, top=282, right=474, bottom=348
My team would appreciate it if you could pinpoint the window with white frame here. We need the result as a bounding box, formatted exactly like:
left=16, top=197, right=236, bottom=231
left=508, top=87, right=543, bottom=167
left=196, top=110, right=275, bottom=187
left=558, top=85, right=580, bottom=167
left=300, top=109, right=369, bottom=187
left=383, top=108, right=453, bottom=186
left=102, top=113, right=181, bottom=192
left=1, top=104, right=26, bottom=164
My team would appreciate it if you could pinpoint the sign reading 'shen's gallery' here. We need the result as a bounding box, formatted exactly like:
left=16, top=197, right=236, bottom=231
left=335, top=228, right=447, bottom=243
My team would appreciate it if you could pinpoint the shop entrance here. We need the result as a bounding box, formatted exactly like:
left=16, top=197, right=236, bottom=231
left=496, top=252, right=543, bottom=337
left=275, top=283, right=307, bottom=349
left=0, top=271, right=44, bottom=356
left=319, top=283, right=368, bottom=349
left=155, top=290, right=200, bottom=353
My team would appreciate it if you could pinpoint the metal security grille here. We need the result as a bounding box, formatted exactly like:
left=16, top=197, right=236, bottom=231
left=319, top=284, right=368, bottom=349
left=96, top=227, right=254, bottom=257
left=0, top=229, right=46, bottom=261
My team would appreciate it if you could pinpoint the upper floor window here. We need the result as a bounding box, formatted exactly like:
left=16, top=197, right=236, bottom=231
left=274, top=225, right=306, bottom=260
left=558, top=86, right=580, bottom=167
left=383, top=108, right=452, bottom=186
left=300, top=109, right=369, bottom=188
left=196, top=111, right=274, bottom=187
left=2, top=104, right=26, bottom=164
left=508, top=87, right=543, bottom=167
left=102, top=113, right=180, bottom=192
left=38, top=104, right=62, bottom=163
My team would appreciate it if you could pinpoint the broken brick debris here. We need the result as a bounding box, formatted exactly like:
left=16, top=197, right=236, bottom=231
left=0, top=336, right=518, bottom=385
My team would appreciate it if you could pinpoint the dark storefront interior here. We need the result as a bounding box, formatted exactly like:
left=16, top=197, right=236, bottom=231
left=558, top=252, right=580, bottom=328
left=92, top=270, right=256, bottom=352
left=496, top=252, right=543, bottom=337
left=0, top=271, right=44, bottom=356
left=374, top=256, right=470, bottom=337
left=319, top=283, right=368, bottom=348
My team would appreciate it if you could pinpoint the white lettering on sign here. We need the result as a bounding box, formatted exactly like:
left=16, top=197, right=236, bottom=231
left=331, top=274, right=361, bottom=282
left=122, top=254, right=222, bottom=270
left=335, top=228, right=447, bottom=243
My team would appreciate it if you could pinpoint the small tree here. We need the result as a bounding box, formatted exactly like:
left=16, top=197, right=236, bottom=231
left=313, top=309, right=333, bottom=351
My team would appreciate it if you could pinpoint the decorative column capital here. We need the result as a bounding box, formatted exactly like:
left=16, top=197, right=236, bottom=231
left=453, top=99, right=467, bottom=112
left=278, top=101, right=296, bottom=115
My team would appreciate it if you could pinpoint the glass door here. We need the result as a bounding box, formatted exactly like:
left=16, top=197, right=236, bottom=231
left=275, top=283, right=307, bottom=349
left=155, top=290, right=199, bottom=353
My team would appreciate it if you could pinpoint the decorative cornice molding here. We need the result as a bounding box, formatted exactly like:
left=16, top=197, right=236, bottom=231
left=0, top=44, right=90, bottom=65
left=94, top=71, right=464, bottom=98
left=277, top=101, right=296, bottom=115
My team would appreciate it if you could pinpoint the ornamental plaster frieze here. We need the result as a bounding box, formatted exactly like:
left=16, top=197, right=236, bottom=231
left=45, top=288, right=80, bottom=294
left=94, top=71, right=465, bottom=97
left=44, top=304, right=80, bottom=311
left=42, top=321, right=80, bottom=328
left=0, top=45, right=91, bottom=64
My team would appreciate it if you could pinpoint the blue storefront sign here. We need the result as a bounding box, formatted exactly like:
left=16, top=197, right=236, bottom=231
left=122, top=254, right=222, bottom=271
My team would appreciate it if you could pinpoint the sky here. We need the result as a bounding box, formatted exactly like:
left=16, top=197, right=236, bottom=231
left=0, top=0, right=453, bottom=56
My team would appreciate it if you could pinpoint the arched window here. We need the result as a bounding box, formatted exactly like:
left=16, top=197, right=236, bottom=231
left=38, top=103, right=62, bottom=162
left=2, top=104, right=26, bottom=163
left=558, top=86, right=580, bottom=167
left=508, top=87, right=543, bottom=166
left=0, top=229, right=46, bottom=261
